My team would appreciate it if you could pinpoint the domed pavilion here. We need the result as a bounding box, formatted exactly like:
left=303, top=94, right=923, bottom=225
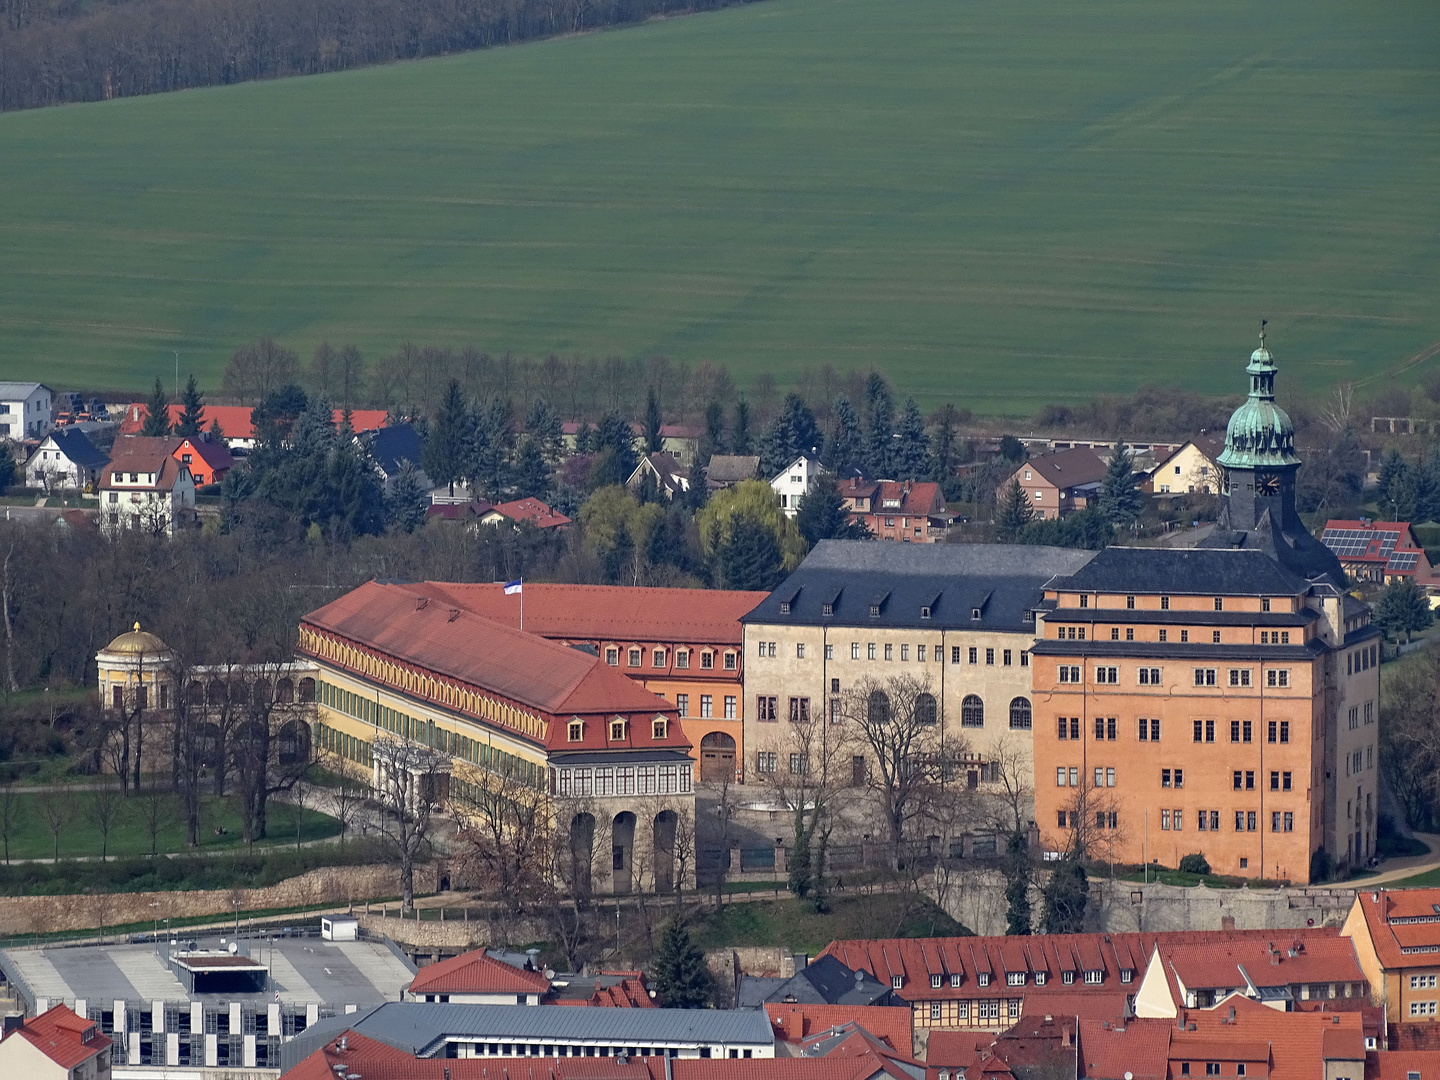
left=96, top=623, right=175, bottom=712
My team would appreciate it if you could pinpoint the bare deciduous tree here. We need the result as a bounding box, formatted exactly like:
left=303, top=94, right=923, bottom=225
left=0, top=781, right=23, bottom=863
left=37, top=790, right=72, bottom=862
left=89, top=786, right=126, bottom=859
left=452, top=768, right=549, bottom=912
left=371, top=733, right=448, bottom=910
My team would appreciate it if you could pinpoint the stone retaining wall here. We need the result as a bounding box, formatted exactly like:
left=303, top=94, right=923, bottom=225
left=0, top=863, right=433, bottom=937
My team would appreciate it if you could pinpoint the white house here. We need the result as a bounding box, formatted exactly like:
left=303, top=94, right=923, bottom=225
left=24, top=428, right=109, bottom=492
left=97, top=436, right=196, bottom=536
left=0, top=382, right=52, bottom=441
left=770, top=451, right=825, bottom=518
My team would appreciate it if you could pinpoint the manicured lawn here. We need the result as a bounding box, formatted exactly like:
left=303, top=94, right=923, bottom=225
left=0, top=0, right=1436, bottom=411
left=0, top=791, right=339, bottom=861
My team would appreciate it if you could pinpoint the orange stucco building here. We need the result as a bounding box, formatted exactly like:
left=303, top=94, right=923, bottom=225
left=1032, top=334, right=1382, bottom=883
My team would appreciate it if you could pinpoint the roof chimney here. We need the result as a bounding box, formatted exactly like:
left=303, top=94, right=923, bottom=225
left=526, top=948, right=542, bottom=970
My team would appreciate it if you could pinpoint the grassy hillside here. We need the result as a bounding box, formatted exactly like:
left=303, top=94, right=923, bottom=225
left=0, top=0, right=1436, bottom=413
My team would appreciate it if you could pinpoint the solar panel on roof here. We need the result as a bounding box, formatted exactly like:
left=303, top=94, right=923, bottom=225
left=1389, top=553, right=1420, bottom=571
left=1323, top=528, right=1386, bottom=557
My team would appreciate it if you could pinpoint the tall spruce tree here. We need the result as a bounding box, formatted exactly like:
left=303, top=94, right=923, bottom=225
left=1097, top=441, right=1143, bottom=527
left=1375, top=577, right=1434, bottom=641
left=995, top=478, right=1035, bottom=541
left=644, top=387, right=664, bottom=455
left=648, top=919, right=715, bottom=1008
left=824, top=395, right=863, bottom=470
left=893, top=397, right=931, bottom=480
left=176, top=375, right=205, bottom=437
left=423, top=379, right=471, bottom=498
left=469, top=399, right=516, bottom=502
left=731, top=399, right=753, bottom=456
left=757, top=393, right=822, bottom=478
left=719, top=516, right=784, bottom=590
left=863, top=373, right=894, bottom=477
left=140, top=378, right=171, bottom=437
left=386, top=463, right=429, bottom=533
left=1003, top=831, right=1033, bottom=935
left=524, top=398, right=565, bottom=464
left=1040, top=856, right=1089, bottom=933
left=512, top=439, right=553, bottom=500
left=701, top=401, right=726, bottom=466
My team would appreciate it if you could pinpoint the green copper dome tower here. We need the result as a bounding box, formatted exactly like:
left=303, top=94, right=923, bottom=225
left=1201, top=323, right=1344, bottom=585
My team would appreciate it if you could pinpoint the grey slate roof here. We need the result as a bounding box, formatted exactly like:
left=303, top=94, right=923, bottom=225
left=737, top=954, right=901, bottom=1008
left=367, top=423, right=425, bottom=477
left=1050, top=546, right=1313, bottom=597
left=743, top=540, right=1098, bottom=632
left=44, top=427, right=108, bottom=469
left=0, top=382, right=47, bottom=398
left=351, top=1002, right=774, bottom=1056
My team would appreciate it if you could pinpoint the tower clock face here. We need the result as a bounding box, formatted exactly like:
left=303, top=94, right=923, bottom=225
left=1256, top=471, right=1281, bottom=495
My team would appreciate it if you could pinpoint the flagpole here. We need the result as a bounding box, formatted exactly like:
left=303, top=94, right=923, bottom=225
left=520, top=579, right=524, bottom=631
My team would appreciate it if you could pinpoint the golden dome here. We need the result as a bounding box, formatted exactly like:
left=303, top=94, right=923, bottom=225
left=103, top=622, right=171, bottom=656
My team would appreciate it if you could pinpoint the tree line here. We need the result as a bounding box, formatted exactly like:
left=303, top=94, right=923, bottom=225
left=0, top=0, right=762, bottom=112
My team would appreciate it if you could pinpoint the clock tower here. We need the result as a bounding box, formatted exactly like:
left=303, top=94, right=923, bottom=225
left=1201, top=324, right=1345, bottom=584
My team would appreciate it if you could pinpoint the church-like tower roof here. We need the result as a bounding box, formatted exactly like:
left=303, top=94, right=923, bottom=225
left=1216, top=322, right=1302, bottom=470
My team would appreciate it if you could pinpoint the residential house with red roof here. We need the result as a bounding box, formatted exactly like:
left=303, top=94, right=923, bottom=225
left=1134, top=933, right=1368, bottom=1015
left=841, top=479, right=950, bottom=542
left=170, top=434, right=233, bottom=486
left=1321, top=522, right=1440, bottom=590
left=405, top=582, right=766, bottom=782
left=0, top=1003, right=113, bottom=1080
left=1343, top=888, right=1440, bottom=1021
left=118, top=403, right=388, bottom=449
left=820, top=929, right=1359, bottom=1034
left=1001, top=448, right=1107, bottom=521
left=479, top=497, right=572, bottom=530
left=97, top=436, right=196, bottom=535
left=407, top=949, right=552, bottom=1004
left=299, top=580, right=694, bottom=894
left=767, top=1004, right=913, bottom=1059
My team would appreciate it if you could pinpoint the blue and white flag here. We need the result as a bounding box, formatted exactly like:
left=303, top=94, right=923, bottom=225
left=503, top=579, right=523, bottom=595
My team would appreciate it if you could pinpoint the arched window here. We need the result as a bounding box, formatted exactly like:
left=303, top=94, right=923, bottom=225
left=207, top=680, right=226, bottom=707
left=867, top=690, right=891, bottom=725
left=915, top=693, right=938, bottom=727
left=187, top=682, right=204, bottom=706
left=961, top=694, right=984, bottom=728
left=298, top=677, right=316, bottom=703
left=229, top=681, right=248, bottom=705
left=277, top=720, right=311, bottom=766
left=252, top=679, right=271, bottom=705
left=1009, top=697, right=1033, bottom=730
left=276, top=678, right=295, bottom=704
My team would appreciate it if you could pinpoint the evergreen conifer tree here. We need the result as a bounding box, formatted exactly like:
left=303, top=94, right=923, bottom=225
left=796, top=484, right=869, bottom=546
left=469, top=399, right=516, bottom=502
left=207, top=417, right=226, bottom=442
left=524, top=398, right=564, bottom=464
left=995, top=479, right=1035, bottom=541
left=644, top=387, right=664, bottom=455
left=1039, top=856, right=1089, bottom=933
left=863, top=374, right=894, bottom=477
left=731, top=399, right=753, bottom=456
left=893, top=397, right=931, bottom=480
left=1377, top=448, right=1409, bottom=495
left=386, top=463, right=429, bottom=533
left=719, top=516, right=784, bottom=590
left=140, top=378, right=171, bottom=437
left=930, top=403, right=963, bottom=486
left=1003, top=831, right=1032, bottom=935
left=176, top=375, right=205, bottom=437
left=604, top=522, right=634, bottom=585
left=701, top=401, right=726, bottom=467
left=649, top=919, right=715, bottom=1008
left=757, top=393, right=821, bottom=478
left=1097, top=441, right=1143, bottom=527
left=824, top=395, right=863, bottom=470
left=513, top=439, right=553, bottom=500
left=423, top=379, right=472, bottom=498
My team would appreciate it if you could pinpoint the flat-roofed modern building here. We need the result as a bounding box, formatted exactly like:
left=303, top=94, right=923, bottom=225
left=740, top=541, right=1097, bottom=793
left=0, top=930, right=416, bottom=1075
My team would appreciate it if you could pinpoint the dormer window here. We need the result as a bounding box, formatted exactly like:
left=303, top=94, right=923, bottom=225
left=610, top=719, right=626, bottom=741
left=950, top=974, right=961, bottom=988
left=891, top=975, right=903, bottom=989
left=1062, top=971, right=1075, bottom=985
left=1121, top=968, right=1134, bottom=984
left=971, top=608, right=981, bottom=620
left=931, top=974, right=943, bottom=988
left=568, top=721, right=583, bottom=742
left=1007, top=972, right=1025, bottom=986
left=676, top=650, right=689, bottom=669
left=977, top=972, right=990, bottom=987
left=780, top=602, right=791, bottom=614
left=1262, top=597, right=1272, bottom=612
left=701, top=651, right=714, bottom=670
left=654, top=648, right=667, bottom=667
left=605, top=647, right=619, bottom=665
left=1034, top=972, right=1046, bottom=986
left=1084, top=970, right=1103, bottom=984
left=822, top=604, right=833, bottom=617
left=652, top=718, right=668, bottom=739
left=628, top=648, right=642, bottom=667
left=920, top=606, right=931, bottom=619
left=870, top=605, right=881, bottom=617
left=723, top=652, right=736, bottom=670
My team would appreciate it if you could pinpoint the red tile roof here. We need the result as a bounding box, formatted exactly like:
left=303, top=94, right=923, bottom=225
left=0, top=1004, right=112, bottom=1070
left=1347, top=889, right=1440, bottom=972
left=407, top=949, right=550, bottom=996
left=175, top=435, right=233, bottom=471
left=859, top=481, right=946, bottom=517
left=118, top=403, right=388, bottom=440
left=1183, top=998, right=1364, bottom=1080
left=100, top=436, right=193, bottom=491
left=301, top=582, right=689, bottom=749
left=926, top=1031, right=995, bottom=1068
left=1018, top=448, right=1108, bottom=491
left=822, top=931, right=1342, bottom=998
left=488, top=498, right=571, bottom=529
left=1078, top=1018, right=1171, bottom=1080
left=1367, top=1049, right=1440, bottom=1080
left=766, top=1003, right=912, bottom=1054
left=1159, top=935, right=1363, bottom=992
left=412, top=583, right=767, bottom=646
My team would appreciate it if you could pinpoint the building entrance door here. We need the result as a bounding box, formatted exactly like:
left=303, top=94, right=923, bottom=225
left=699, top=732, right=736, bottom=782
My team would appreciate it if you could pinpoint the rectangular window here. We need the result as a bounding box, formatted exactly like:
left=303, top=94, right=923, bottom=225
left=1140, top=718, right=1149, bottom=741
left=1365, top=701, right=1374, bottom=724
left=1095, top=667, right=1118, bottom=684
left=1246, top=770, right=1255, bottom=789
left=701, top=651, right=715, bottom=669
left=1248, top=811, right=1257, bottom=831
left=1181, top=630, right=1189, bottom=643
left=986, top=648, right=995, bottom=665
left=1106, top=767, right=1115, bottom=787
left=852, top=642, right=861, bottom=659
left=1107, top=717, right=1116, bottom=739
left=796, top=643, right=805, bottom=660
left=679, top=649, right=692, bottom=667
left=788, top=697, right=810, bottom=723
left=1267, top=669, right=1289, bottom=687
left=884, top=643, right=893, bottom=661
left=1069, top=767, right=1079, bottom=786
left=606, top=647, right=619, bottom=665
left=724, top=696, right=736, bottom=719
left=869, top=643, right=878, bottom=660
left=725, top=652, right=737, bottom=670
left=789, top=753, right=809, bottom=774
left=1162, top=768, right=1171, bottom=787
left=1058, top=767, right=1068, bottom=786
left=1004, top=649, right=1013, bottom=666
left=755, top=696, right=776, bottom=722
left=701, top=695, right=713, bottom=718
left=1194, top=668, right=1216, bottom=686
left=917, top=644, right=927, bottom=662
left=757, top=752, right=777, bottom=773
left=653, top=648, right=666, bottom=667
left=1058, top=717, right=1069, bottom=740
left=1279, top=721, right=1289, bottom=743
left=1138, top=667, right=1160, bottom=685
left=1095, top=717, right=1105, bottom=740
left=677, top=694, right=689, bottom=717
left=900, top=644, right=909, bottom=661
left=1229, top=669, right=1251, bottom=687
left=825, top=644, right=834, bottom=660
left=628, top=648, right=641, bottom=667
left=1161, top=809, right=1172, bottom=830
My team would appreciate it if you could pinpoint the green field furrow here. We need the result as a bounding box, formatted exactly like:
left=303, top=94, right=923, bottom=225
left=0, top=0, right=1436, bottom=413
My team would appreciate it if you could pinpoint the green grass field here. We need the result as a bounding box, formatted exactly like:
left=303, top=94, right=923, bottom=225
left=0, top=792, right=339, bottom=861
left=0, top=0, right=1437, bottom=413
